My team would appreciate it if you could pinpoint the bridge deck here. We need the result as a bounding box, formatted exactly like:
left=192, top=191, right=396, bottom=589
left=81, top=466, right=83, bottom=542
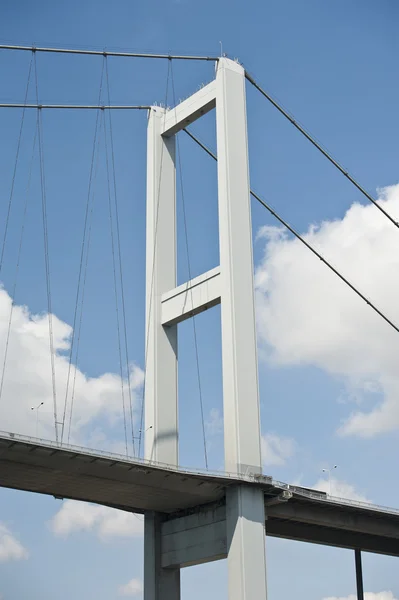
left=0, top=433, right=398, bottom=557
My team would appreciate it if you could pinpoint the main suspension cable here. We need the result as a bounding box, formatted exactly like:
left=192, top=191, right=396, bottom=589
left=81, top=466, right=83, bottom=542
left=0, top=104, right=150, bottom=110
left=0, top=53, right=33, bottom=275
left=245, top=71, right=399, bottom=230
left=105, top=57, right=136, bottom=456
left=0, top=44, right=219, bottom=61
left=184, top=128, right=399, bottom=336
left=34, top=54, right=59, bottom=442
left=171, top=63, right=208, bottom=470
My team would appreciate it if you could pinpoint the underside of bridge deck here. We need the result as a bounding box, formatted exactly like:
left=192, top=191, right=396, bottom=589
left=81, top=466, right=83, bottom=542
left=0, top=433, right=398, bottom=557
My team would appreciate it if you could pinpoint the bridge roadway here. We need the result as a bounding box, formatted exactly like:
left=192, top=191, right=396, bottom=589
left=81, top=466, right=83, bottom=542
left=0, top=432, right=398, bottom=557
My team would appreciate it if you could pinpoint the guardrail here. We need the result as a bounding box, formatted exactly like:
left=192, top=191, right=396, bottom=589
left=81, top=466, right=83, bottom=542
left=272, top=479, right=399, bottom=516
left=0, top=430, right=253, bottom=482
left=1, top=430, right=399, bottom=517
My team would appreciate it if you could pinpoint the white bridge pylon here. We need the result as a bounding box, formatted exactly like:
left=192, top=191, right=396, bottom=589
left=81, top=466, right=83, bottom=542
left=144, top=58, right=267, bottom=600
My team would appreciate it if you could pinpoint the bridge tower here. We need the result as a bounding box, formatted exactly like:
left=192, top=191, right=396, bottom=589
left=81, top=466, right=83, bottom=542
left=144, top=57, right=267, bottom=600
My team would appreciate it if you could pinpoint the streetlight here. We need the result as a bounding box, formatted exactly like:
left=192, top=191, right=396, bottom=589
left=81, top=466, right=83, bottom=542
left=139, top=425, right=153, bottom=434
left=132, top=425, right=153, bottom=441
left=31, top=402, right=44, bottom=438
left=322, top=465, right=337, bottom=495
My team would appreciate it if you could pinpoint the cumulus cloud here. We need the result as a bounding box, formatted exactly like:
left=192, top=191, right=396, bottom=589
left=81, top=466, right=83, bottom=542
left=323, top=593, right=397, bottom=600
left=118, top=578, right=143, bottom=597
left=255, top=183, right=399, bottom=438
left=0, top=523, right=28, bottom=562
left=0, top=285, right=143, bottom=448
left=261, top=433, right=295, bottom=467
left=50, top=500, right=143, bottom=539
left=313, top=477, right=369, bottom=502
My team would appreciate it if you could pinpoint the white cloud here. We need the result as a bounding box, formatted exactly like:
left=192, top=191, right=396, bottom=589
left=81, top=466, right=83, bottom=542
left=0, top=523, right=28, bottom=562
left=255, top=183, right=399, bottom=438
left=323, top=592, right=397, bottom=600
left=50, top=500, right=143, bottom=540
left=118, top=578, right=143, bottom=597
left=0, top=285, right=143, bottom=448
left=261, top=433, right=295, bottom=467
left=313, top=477, right=369, bottom=502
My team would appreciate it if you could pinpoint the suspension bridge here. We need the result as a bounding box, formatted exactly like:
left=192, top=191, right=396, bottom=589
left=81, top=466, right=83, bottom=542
left=0, top=44, right=398, bottom=600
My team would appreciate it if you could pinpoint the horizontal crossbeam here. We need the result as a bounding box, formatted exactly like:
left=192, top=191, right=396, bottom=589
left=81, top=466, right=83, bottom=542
left=161, top=80, right=216, bottom=137
left=161, top=504, right=227, bottom=568
left=161, top=267, right=221, bottom=326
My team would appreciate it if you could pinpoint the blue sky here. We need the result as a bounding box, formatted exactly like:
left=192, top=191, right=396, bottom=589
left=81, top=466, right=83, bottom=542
left=0, top=1, right=398, bottom=599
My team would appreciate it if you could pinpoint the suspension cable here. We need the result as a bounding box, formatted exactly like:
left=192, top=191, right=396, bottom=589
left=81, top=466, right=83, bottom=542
left=66, top=112, right=104, bottom=445
left=0, top=118, right=38, bottom=406
left=138, top=61, right=172, bottom=458
left=105, top=57, right=136, bottom=456
left=34, top=54, right=59, bottom=442
left=245, top=71, right=399, bottom=230
left=0, top=53, right=33, bottom=275
left=0, top=44, right=219, bottom=61
left=184, top=128, right=399, bottom=336
left=171, top=63, right=208, bottom=469
left=104, top=102, right=129, bottom=457
left=61, top=60, right=106, bottom=443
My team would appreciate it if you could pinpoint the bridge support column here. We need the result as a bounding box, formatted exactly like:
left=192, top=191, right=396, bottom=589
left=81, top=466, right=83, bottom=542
left=144, top=106, right=180, bottom=599
left=144, top=512, right=180, bottom=600
left=226, top=487, right=268, bottom=600
left=216, top=59, right=268, bottom=598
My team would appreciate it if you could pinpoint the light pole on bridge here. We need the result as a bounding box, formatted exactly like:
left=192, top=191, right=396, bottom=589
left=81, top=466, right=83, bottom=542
left=31, top=402, right=44, bottom=438
left=322, top=464, right=338, bottom=495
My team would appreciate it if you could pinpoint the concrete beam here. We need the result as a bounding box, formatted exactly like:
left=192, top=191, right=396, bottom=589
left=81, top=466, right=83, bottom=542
left=162, top=80, right=216, bottom=137
left=267, top=499, right=399, bottom=541
left=161, top=267, right=221, bottom=326
left=266, top=518, right=399, bottom=557
left=161, top=504, right=227, bottom=568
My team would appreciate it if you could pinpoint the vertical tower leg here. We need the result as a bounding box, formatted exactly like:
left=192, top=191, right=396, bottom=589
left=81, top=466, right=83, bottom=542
left=216, top=58, right=268, bottom=599
left=144, top=106, right=178, bottom=466
left=144, top=107, right=180, bottom=599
